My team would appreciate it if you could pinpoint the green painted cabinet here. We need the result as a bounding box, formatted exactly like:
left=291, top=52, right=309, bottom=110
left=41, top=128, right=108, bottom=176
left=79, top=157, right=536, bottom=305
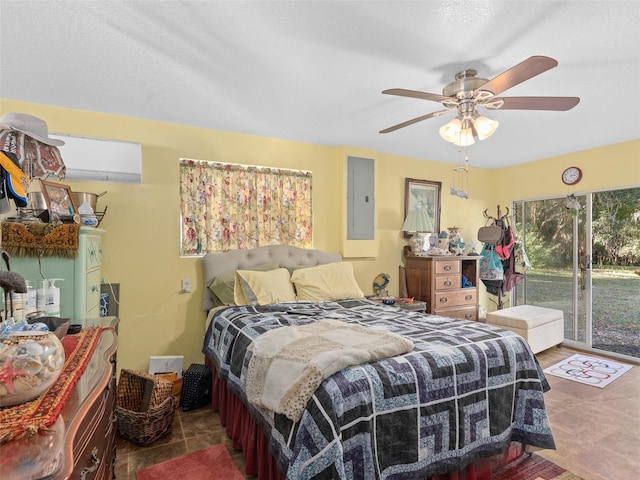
left=11, top=227, right=104, bottom=325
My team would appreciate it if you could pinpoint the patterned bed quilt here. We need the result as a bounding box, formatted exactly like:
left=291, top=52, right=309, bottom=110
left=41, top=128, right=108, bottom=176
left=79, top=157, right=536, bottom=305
left=203, top=299, right=555, bottom=480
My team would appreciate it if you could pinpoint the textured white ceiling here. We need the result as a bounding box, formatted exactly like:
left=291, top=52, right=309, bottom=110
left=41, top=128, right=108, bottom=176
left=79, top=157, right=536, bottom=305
left=1, top=1, right=639, bottom=168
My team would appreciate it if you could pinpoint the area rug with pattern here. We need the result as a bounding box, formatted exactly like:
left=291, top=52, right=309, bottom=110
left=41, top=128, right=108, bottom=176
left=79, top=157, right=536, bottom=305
left=543, top=353, right=632, bottom=388
left=492, top=453, right=584, bottom=480
left=135, top=444, right=244, bottom=480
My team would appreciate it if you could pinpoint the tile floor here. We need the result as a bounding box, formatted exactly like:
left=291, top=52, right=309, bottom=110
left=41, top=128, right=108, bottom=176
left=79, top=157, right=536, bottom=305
left=115, top=406, right=248, bottom=480
left=115, top=346, right=639, bottom=480
left=534, top=346, right=640, bottom=480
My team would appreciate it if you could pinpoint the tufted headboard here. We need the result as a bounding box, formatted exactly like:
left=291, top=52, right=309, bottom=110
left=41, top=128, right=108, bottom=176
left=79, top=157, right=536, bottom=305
left=201, top=245, right=342, bottom=311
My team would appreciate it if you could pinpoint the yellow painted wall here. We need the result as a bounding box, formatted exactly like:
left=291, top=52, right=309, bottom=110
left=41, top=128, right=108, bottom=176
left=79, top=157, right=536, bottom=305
left=492, top=140, right=639, bottom=204
left=1, top=98, right=637, bottom=372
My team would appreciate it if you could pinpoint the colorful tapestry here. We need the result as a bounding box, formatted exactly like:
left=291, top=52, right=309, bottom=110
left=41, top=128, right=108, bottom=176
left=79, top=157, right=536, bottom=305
left=0, top=327, right=102, bottom=443
left=1, top=222, right=80, bottom=258
left=204, top=299, right=555, bottom=480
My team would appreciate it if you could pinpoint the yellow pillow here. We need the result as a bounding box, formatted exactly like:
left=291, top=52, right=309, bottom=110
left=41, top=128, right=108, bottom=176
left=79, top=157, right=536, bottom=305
left=290, top=262, right=364, bottom=301
left=234, top=268, right=297, bottom=306
left=207, top=261, right=278, bottom=306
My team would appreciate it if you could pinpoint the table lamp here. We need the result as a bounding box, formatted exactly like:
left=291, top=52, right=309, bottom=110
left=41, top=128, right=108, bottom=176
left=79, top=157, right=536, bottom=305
left=401, top=208, right=432, bottom=254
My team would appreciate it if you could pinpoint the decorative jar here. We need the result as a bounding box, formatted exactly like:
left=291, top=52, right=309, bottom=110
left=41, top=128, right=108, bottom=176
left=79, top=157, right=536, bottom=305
left=0, top=331, right=65, bottom=407
left=447, top=226, right=465, bottom=255
left=438, top=231, right=449, bottom=250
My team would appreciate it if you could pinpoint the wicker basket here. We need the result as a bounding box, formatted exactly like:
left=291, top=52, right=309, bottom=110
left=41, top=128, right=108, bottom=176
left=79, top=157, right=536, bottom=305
left=115, top=369, right=177, bottom=446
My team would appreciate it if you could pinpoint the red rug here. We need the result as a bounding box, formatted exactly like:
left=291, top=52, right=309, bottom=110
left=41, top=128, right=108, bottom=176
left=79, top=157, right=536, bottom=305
left=492, top=453, right=584, bottom=480
left=136, top=444, right=245, bottom=480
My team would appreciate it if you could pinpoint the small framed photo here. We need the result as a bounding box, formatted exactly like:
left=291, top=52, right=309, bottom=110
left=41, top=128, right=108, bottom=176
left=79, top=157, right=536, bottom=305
left=404, top=178, right=442, bottom=238
left=40, top=179, right=77, bottom=221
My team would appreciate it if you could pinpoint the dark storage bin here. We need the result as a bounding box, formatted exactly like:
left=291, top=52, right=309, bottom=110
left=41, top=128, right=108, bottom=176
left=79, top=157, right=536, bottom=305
left=27, top=317, right=71, bottom=339
left=180, top=363, right=212, bottom=412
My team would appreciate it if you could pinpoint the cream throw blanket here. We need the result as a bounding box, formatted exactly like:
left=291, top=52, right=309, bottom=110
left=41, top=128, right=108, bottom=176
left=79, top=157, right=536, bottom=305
left=246, top=319, right=414, bottom=421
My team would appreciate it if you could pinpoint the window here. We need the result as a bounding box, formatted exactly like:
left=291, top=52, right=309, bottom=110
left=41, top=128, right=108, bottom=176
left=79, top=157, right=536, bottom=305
left=179, top=159, right=312, bottom=256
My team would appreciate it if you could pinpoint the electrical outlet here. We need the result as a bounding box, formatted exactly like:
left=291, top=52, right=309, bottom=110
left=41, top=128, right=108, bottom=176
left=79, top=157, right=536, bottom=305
left=181, top=279, right=191, bottom=293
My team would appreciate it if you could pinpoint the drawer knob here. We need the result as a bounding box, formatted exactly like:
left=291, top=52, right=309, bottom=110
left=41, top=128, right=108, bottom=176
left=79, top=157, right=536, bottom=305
left=443, top=264, right=452, bottom=271
left=80, top=447, right=101, bottom=480
left=465, top=295, right=473, bottom=301
left=439, top=297, right=448, bottom=303
left=464, top=313, right=472, bottom=319
left=444, top=280, right=452, bottom=287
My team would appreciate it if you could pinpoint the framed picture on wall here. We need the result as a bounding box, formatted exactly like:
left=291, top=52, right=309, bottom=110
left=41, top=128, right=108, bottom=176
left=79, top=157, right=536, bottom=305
left=40, top=179, right=77, bottom=221
left=404, top=178, right=442, bottom=238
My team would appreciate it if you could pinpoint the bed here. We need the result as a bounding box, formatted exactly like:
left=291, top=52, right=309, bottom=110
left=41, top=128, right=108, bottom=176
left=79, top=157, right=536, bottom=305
left=200, top=245, right=555, bottom=480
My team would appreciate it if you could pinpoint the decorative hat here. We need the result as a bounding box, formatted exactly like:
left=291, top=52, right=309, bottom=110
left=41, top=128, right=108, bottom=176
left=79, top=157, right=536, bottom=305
left=0, top=112, right=64, bottom=146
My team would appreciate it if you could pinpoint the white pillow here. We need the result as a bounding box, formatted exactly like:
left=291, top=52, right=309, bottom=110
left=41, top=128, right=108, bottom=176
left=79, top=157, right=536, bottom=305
left=290, top=262, right=364, bottom=301
left=234, top=268, right=297, bottom=306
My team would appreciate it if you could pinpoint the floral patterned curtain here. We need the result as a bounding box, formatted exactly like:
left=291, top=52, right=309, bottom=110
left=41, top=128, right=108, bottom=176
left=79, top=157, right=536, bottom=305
left=179, top=159, right=312, bottom=255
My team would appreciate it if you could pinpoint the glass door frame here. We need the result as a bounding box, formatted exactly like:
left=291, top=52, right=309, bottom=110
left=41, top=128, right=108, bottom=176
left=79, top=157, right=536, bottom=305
left=512, top=194, right=592, bottom=350
left=565, top=193, right=592, bottom=349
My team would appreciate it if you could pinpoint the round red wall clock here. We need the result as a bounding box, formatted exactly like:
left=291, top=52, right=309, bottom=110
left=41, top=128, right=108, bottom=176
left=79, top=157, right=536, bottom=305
left=561, top=166, right=582, bottom=185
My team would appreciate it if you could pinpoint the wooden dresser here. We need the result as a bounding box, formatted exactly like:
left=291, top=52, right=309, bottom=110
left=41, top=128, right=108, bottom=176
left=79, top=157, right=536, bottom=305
left=2, top=317, right=118, bottom=480
left=403, top=248, right=479, bottom=321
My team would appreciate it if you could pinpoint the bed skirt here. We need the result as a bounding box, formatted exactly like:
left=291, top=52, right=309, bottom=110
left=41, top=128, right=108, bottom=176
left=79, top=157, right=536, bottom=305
left=207, top=358, right=524, bottom=480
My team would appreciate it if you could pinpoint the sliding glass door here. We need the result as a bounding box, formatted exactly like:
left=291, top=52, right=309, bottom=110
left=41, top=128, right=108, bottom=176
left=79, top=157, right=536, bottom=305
left=513, top=195, right=590, bottom=347
left=513, top=188, right=640, bottom=361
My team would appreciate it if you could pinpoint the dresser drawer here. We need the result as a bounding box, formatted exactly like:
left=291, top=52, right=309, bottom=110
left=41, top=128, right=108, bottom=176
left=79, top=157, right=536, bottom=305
left=434, top=275, right=461, bottom=291
left=435, top=305, right=477, bottom=321
left=85, top=269, right=102, bottom=317
left=74, top=387, right=109, bottom=453
left=85, top=236, right=102, bottom=271
left=434, top=260, right=460, bottom=275
left=432, top=289, right=477, bottom=309
left=74, top=387, right=114, bottom=479
left=76, top=430, right=114, bottom=480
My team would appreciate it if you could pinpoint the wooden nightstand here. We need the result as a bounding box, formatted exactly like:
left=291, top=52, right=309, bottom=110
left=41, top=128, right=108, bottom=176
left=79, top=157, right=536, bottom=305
left=368, top=297, right=427, bottom=313
left=395, top=298, right=427, bottom=313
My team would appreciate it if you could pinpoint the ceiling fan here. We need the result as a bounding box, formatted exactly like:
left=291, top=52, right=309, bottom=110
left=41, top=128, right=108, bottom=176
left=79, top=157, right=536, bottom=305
left=380, top=56, right=580, bottom=146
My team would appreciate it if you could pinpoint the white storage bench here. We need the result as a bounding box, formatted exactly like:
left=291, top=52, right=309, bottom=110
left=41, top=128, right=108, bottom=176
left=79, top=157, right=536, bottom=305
left=486, top=305, right=564, bottom=354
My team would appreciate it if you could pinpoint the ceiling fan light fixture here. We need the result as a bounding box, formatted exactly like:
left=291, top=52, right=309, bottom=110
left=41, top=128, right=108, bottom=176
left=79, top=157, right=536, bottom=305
left=452, top=123, right=475, bottom=146
left=473, top=115, right=499, bottom=140
left=438, top=118, right=462, bottom=143
left=381, top=56, right=579, bottom=149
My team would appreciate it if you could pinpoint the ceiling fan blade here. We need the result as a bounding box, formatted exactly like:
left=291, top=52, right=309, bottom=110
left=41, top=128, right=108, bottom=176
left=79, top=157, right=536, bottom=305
left=488, top=96, right=580, bottom=111
left=382, top=88, right=452, bottom=103
left=475, top=56, right=558, bottom=97
left=379, top=109, right=451, bottom=134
